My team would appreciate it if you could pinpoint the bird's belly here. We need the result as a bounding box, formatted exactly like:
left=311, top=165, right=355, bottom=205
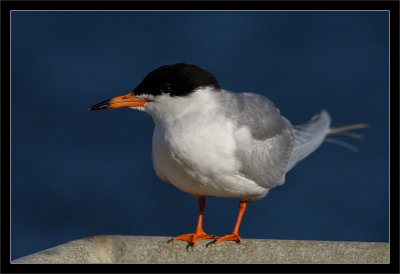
left=152, top=124, right=269, bottom=200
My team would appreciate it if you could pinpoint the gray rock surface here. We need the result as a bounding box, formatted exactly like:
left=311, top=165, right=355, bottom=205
left=12, top=235, right=389, bottom=263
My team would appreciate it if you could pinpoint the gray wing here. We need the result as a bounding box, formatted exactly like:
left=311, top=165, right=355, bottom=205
left=218, top=90, right=294, bottom=188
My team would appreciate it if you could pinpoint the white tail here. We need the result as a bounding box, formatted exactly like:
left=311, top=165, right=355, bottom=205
left=286, top=110, right=369, bottom=172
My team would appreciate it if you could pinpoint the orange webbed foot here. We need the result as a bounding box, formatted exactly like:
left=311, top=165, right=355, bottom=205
left=206, top=233, right=242, bottom=246
left=168, top=231, right=217, bottom=247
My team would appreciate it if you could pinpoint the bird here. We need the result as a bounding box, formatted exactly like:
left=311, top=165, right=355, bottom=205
left=89, top=63, right=368, bottom=247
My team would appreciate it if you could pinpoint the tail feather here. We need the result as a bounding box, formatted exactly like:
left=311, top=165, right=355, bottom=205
left=325, top=137, right=359, bottom=152
left=286, top=110, right=331, bottom=172
left=286, top=110, right=368, bottom=172
left=325, top=123, right=369, bottom=152
left=328, top=123, right=370, bottom=136
left=327, top=131, right=363, bottom=139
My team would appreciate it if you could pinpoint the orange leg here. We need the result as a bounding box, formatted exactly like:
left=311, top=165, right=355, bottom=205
left=209, top=200, right=247, bottom=245
left=168, top=197, right=216, bottom=246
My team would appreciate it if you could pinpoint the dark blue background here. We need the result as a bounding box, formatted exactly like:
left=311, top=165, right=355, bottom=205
left=11, top=11, right=389, bottom=260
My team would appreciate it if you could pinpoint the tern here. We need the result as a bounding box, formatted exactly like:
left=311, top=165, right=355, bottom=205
left=89, top=63, right=367, bottom=246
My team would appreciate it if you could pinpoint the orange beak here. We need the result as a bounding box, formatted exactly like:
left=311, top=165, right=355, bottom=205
left=89, top=93, right=151, bottom=110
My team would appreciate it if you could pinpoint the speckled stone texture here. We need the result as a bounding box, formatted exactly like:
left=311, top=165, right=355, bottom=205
left=12, top=235, right=389, bottom=264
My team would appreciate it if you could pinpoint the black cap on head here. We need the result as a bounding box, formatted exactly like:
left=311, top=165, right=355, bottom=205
left=132, top=63, right=221, bottom=97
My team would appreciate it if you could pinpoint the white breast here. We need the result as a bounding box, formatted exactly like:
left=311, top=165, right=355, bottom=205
left=147, top=88, right=269, bottom=201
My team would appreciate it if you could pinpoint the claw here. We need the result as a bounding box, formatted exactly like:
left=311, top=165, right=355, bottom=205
left=186, top=242, right=194, bottom=252
left=206, top=239, right=217, bottom=247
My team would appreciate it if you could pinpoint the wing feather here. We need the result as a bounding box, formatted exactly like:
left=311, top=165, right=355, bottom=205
left=218, top=91, right=294, bottom=188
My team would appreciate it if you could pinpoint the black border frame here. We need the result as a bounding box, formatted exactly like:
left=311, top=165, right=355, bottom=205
left=2, top=1, right=399, bottom=273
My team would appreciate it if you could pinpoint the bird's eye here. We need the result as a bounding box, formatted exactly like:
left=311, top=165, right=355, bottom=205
left=161, top=83, right=172, bottom=93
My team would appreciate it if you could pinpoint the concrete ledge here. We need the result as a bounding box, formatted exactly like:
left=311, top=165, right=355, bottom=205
left=12, top=235, right=389, bottom=263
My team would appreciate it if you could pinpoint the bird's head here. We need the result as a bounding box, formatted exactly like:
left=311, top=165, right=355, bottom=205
left=89, top=63, right=221, bottom=115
